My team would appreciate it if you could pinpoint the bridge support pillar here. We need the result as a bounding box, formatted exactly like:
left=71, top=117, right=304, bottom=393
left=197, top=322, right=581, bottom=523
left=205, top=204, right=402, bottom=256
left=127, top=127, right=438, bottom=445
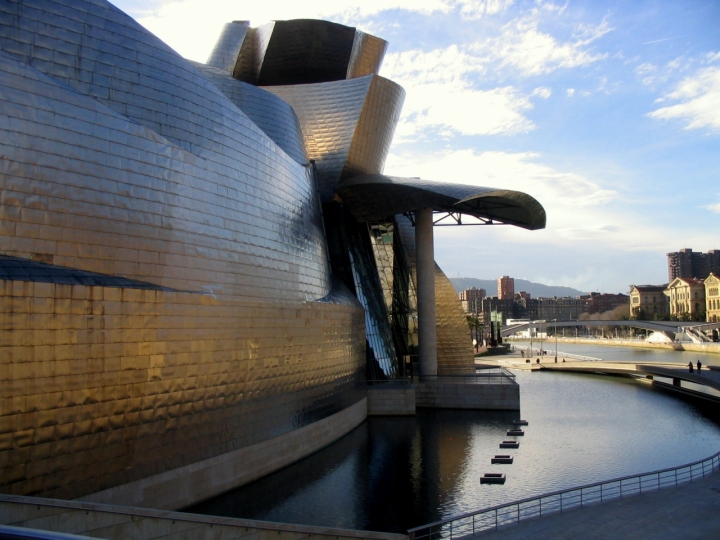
left=415, top=207, right=437, bottom=377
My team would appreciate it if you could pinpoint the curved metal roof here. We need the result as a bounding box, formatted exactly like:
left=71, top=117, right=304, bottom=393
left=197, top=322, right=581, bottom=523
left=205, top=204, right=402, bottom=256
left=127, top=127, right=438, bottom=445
left=336, top=175, right=546, bottom=230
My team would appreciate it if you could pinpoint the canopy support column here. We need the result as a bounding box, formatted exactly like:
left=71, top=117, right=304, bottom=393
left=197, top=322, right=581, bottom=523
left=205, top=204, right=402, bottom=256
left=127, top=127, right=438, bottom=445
left=416, top=207, right=437, bottom=376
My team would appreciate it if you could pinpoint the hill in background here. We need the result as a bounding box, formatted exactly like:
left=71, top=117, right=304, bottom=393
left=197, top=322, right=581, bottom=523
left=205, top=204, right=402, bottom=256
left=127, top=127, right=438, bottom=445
left=450, top=277, right=587, bottom=298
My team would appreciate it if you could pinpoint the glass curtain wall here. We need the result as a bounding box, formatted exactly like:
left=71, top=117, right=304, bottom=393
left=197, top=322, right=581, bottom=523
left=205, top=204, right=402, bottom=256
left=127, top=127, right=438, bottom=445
left=368, top=220, right=418, bottom=377
left=324, top=203, right=398, bottom=380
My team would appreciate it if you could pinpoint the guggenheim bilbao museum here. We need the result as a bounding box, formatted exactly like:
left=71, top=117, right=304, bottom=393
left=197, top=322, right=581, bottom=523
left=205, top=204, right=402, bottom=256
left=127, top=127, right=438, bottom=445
left=0, top=0, right=545, bottom=509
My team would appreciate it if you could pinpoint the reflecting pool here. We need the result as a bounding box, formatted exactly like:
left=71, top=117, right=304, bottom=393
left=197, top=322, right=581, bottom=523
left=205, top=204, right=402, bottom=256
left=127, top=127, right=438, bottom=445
left=187, top=361, right=720, bottom=533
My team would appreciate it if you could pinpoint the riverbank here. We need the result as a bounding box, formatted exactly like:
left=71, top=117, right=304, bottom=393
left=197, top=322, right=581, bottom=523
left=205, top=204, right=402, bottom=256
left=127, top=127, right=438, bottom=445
left=507, top=336, right=720, bottom=358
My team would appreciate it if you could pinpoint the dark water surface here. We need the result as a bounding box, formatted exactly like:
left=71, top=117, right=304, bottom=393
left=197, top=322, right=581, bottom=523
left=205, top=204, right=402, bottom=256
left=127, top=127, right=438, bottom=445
left=186, top=349, right=720, bottom=533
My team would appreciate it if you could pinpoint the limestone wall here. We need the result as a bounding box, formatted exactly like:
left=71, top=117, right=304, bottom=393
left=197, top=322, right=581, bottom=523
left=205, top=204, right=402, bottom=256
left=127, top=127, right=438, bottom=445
left=0, top=280, right=365, bottom=505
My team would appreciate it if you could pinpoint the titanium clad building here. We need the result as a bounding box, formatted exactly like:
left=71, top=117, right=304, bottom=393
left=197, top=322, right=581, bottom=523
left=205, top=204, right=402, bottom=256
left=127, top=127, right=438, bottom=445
left=0, top=0, right=545, bottom=509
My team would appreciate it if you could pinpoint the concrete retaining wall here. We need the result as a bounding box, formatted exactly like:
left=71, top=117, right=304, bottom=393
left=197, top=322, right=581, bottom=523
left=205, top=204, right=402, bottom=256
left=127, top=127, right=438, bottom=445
left=413, top=382, right=519, bottom=410
left=367, top=387, right=415, bottom=416
left=0, top=493, right=405, bottom=540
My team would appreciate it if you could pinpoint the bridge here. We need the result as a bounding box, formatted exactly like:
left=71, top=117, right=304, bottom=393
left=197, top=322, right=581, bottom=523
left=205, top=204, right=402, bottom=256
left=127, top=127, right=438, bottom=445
left=501, top=319, right=720, bottom=338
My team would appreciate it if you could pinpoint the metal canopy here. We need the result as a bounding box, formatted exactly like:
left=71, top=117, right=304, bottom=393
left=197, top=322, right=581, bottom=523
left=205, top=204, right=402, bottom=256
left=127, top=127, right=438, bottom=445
left=336, top=174, right=546, bottom=230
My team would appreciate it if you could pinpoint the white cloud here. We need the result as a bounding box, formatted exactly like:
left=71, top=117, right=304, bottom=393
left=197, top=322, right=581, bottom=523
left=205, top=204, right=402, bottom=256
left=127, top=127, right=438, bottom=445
left=649, top=63, right=720, bottom=132
left=703, top=201, right=720, bottom=213
left=384, top=149, right=617, bottom=211
left=455, top=0, right=515, bottom=20
left=566, top=88, right=575, bottom=97
left=383, top=47, right=537, bottom=138
left=532, top=86, right=552, bottom=98
left=471, top=17, right=611, bottom=76
left=112, top=0, right=453, bottom=61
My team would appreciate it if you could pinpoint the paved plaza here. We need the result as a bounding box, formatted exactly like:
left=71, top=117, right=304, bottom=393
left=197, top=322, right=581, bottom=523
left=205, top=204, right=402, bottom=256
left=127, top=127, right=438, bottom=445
left=477, top=472, right=720, bottom=539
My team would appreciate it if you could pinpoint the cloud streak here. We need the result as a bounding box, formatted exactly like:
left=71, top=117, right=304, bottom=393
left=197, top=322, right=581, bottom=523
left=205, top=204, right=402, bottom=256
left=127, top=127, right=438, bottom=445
left=649, top=61, right=720, bottom=132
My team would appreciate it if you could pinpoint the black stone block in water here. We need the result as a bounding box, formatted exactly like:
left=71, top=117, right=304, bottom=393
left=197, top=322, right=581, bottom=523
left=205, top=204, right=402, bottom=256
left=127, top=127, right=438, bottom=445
left=481, top=473, right=506, bottom=484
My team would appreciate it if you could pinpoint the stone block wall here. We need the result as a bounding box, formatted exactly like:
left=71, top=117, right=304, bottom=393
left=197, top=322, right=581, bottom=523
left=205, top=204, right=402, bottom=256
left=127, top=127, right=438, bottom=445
left=0, top=280, right=365, bottom=505
left=367, top=387, right=415, bottom=416
left=414, top=381, right=519, bottom=410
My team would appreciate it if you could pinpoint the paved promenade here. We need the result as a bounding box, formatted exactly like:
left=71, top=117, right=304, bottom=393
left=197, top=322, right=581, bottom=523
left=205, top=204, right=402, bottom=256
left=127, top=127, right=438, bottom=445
left=477, top=472, right=720, bottom=539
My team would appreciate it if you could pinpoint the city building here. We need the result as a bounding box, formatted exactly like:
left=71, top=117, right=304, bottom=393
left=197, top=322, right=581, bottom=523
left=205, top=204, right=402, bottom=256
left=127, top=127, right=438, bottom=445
left=514, top=296, right=539, bottom=320
left=705, top=274, right=720, bottom=322
left=0, top=2, right=545, bottom=507
left=498, top=276, right=515, bottom=300
left=535, top=297, right=585, bottom=321
left=665, top=278, right=706, bottom=319
left=480, top=297, right=515, bottom=324
left=459, top=287, right=486, bottom=314
left=667, top=248, right=720, bottom=281
left=580, top=292, right=629, bottom=314
left=629, top=285, right=670, bottom=319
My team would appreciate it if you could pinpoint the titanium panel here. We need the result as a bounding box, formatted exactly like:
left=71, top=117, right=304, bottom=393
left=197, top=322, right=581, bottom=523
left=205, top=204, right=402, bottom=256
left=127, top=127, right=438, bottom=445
left=342, top=77, right=405, bottom=179
left=266, top=76, right=405, bottom=202
left=256, top=20, right=356, bottom=86
left=0, top=3, right=331, bottom=301
left=347, top=31, right=388, bottom=79
left=192, top=62, right=308, bottom=164
left=206, top=21, right=249, bottom=73
left=337, top=175, right=547, bottom=230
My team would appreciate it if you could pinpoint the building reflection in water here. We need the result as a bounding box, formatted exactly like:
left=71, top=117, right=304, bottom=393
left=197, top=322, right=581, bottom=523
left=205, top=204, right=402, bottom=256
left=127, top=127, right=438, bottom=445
left=187, top=410, right=517, bottom=532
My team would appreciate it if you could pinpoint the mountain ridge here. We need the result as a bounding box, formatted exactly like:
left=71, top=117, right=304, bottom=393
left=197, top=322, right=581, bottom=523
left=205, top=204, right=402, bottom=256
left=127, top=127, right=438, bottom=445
left=450, top=277, right=588, bottom=298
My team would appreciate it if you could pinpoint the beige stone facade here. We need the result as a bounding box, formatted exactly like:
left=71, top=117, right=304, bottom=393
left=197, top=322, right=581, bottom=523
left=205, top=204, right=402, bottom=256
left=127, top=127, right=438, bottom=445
left=629, top=285, right=669, bottom=318
left=665, top=277, right=706, bottom=320
left=705, top=273, right=720, bottom=323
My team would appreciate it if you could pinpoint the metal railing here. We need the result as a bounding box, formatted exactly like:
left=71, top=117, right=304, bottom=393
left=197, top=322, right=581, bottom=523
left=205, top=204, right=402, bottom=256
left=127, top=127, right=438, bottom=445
left=514, top=345, right=601, bottom=362
left=412, top=369, right=517, bottom=386
left=408, top=450, right=720, bottom=540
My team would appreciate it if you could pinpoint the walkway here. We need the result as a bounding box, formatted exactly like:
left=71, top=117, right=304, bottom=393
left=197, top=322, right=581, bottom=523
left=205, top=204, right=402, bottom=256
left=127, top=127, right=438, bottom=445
left=474, top=470, right=720, bottom=539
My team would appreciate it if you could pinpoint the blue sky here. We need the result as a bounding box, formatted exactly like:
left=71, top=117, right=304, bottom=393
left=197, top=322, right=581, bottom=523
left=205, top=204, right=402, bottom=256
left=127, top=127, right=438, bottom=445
left=111, top=0, right=720, bottom=294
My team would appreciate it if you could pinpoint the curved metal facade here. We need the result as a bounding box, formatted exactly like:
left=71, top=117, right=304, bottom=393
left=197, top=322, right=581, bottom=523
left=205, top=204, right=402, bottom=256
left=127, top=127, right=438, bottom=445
left=0, top=3, right=544, bottom=504
left=0, top=0, right=366, bottom=502
left=267, top=76, right=405, bottom=202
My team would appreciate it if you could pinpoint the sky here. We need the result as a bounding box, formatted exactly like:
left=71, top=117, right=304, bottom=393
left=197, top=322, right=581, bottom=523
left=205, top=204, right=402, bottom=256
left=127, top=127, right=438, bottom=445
left=110, top=0, right=720, bottom=294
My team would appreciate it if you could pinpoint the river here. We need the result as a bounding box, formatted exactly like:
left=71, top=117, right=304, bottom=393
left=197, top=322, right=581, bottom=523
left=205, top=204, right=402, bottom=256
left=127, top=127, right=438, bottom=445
left=185, top=345, right=720, bottom=533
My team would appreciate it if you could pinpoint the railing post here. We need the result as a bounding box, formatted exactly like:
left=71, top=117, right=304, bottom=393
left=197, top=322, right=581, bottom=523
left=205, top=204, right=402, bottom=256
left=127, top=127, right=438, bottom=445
left=675, top=469, right=678, bottom=486
left=600, top=484, right=603, bottom=502
left=495, top=509, right=498, bottom=531
left=472, top=514, right=475, bottom=536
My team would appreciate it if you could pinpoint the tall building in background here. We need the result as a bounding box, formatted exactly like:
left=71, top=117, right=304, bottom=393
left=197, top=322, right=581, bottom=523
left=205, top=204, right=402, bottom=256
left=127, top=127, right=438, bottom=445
left=667, top=248, right=720, bottom=281
left=459, top=287, right=486, bottom=314
left=498, top=276, right=515, bottom=300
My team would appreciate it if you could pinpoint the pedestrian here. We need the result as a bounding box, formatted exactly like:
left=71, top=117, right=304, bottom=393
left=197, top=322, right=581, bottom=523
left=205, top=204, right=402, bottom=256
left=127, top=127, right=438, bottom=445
left=688, top=362, right=694, bottom=373
left=697, top=360, right=702, bottom=372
